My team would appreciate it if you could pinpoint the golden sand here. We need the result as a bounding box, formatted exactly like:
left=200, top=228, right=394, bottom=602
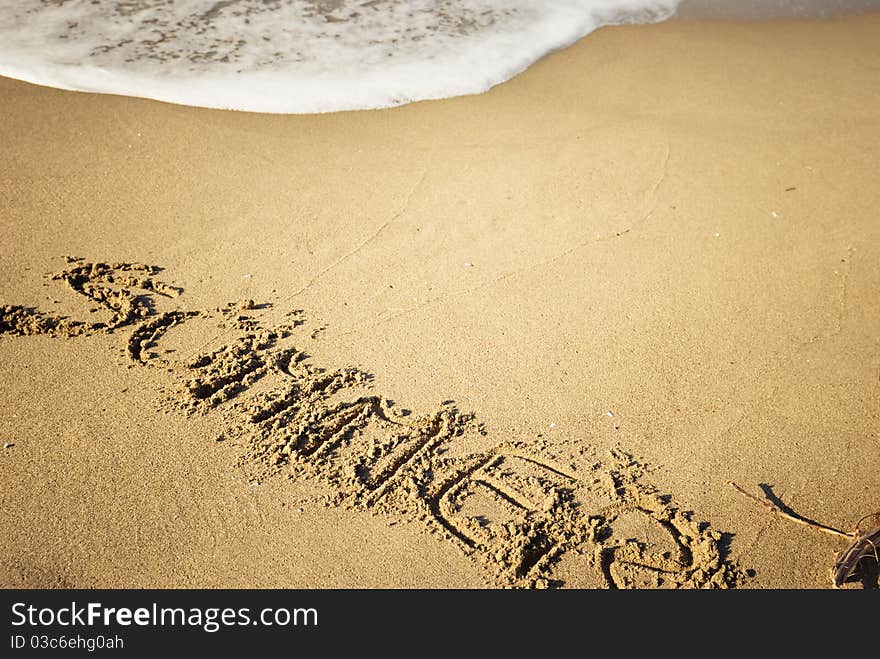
left=1, top=15, right=878, bottom=589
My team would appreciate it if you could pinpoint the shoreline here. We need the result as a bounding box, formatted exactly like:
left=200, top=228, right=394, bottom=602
left=1, top=14, right=878, bottom=589
left=675, top=0, right=880, bottom=20
left=2, top=8, right=878, bottom=115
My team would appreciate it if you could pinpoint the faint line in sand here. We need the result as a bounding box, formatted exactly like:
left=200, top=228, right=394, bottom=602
left=183, top=167, right=429, bottom=359
left=286, top=166, right=429, bottom=299
left=330, top=143, right=672, bottom=342
left=830, top=245, right=855, bottom=338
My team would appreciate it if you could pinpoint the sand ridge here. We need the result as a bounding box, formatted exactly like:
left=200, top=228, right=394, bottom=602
left=1, top=258, right=742, bottom=589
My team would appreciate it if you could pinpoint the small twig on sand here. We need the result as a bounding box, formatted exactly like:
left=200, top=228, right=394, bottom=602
left=728, top=481, right=880, bottom=588
left=727, top=481, right=853, bottom=539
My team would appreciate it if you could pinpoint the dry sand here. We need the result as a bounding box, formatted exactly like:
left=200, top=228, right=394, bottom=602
left=1, top=15, right=878, bottom=589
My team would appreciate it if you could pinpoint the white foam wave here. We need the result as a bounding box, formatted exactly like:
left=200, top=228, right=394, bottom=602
left=0, top=1, right=679, bottom=113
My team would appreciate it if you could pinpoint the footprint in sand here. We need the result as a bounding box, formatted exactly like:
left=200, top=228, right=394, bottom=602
left=1, top=259, right=743, bottom=589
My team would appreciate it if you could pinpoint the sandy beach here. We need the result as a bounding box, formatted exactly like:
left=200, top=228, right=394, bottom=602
left=1, top=14, right=878, bottom=589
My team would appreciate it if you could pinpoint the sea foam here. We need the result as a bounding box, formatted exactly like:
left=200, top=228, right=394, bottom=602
left=0, top=1, right=679, bottom=113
